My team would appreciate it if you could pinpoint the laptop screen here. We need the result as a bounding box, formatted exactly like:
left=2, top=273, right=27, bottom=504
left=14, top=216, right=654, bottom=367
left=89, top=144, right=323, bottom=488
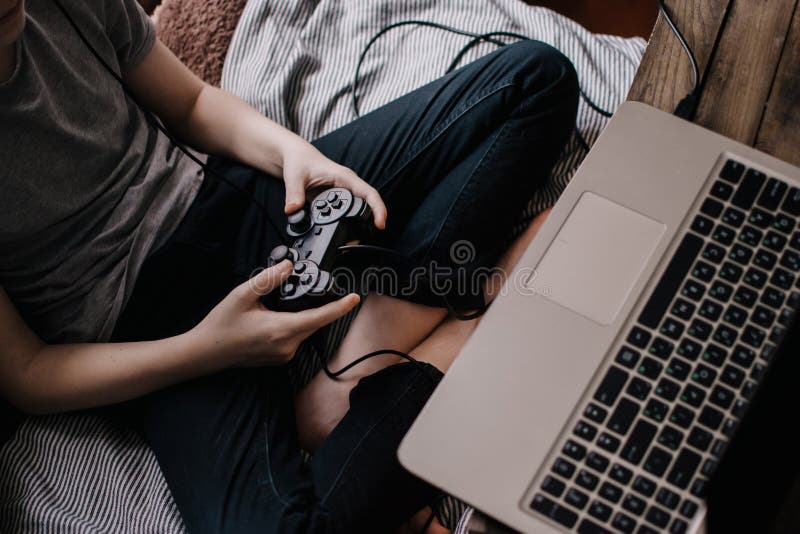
left=707, top=315, right=800, bottom=532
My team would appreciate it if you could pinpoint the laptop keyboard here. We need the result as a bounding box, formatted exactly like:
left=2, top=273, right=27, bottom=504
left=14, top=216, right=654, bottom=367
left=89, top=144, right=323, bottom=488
left=529, top=158, right=800, bottom=534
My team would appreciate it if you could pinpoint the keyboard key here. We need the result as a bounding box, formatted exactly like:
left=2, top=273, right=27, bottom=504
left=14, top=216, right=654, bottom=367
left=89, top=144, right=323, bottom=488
left=608, top=398, right=640, bottom=435
left=722, top=206, right=746, bottom=227
left=657, top=426, right=684, bottom=451
left=678, top=339, right=703, bottom=360
left=701, top=344, right=727, bottom=366
left=645, top=505, right=671, bottom=528
left=729, top=243, right=754, bottom=265
left=791, top=231, right=800, bottom=249
left=587, top=451, right=611, bottom=473
left=709, top=280, right=734, bottom=302
left=701, top=198, right=724, bottom=218
left=574, top=420, right=598, bottom=441
left=639, top=234, right=704, bottom=329
left=666, top=358, right=691, bottom=381
left=687, top=426, right=713, bottom=451
left=667, top=448, right=702, bottom=490
left=576, top=469, right=600, bottom=491
left=720, top=364, right=745, bottom=388
left=656, top=378, right=681, bottom=401
left=616, top=347, right=641, bottom=369
left=734, top=286, right=758, bottom=307
left=720, top=159, right=746, bottom=183
left=702, top=457, right=719, bottom=477
left=712, top=439, right=728, bottom=458
left=712, top=224, right=736, bottom=245
left=530, top=493, right=578, bottom=528
left=749, top=207, right=774, bottom=228
left=649, top=337, right=675, bottom=359
left=681, top=279, right=705, bottom=301
left=542, top=475, right=566, bottom=497
left=623, top=494, right=647, bottom=516
left=594, top=366, right=629, bottom=406
left=719, top=261, right=744, bottom=283
left=585, top=405, right=609, bottom=426
left=671, top=299, right=696, bottom=320
left=691, top=214, right=714, bottom=236
left=764, top=231, right=788, bottom=252
left=742, top=380, right=759, bottom=400
left=698, top=405, right=724, bottom=430
left=771, top=325, right=788, bottom=345
left=744, top=267, right=768, bottom=289
left=731, top=168, right=767, bottom=210
left=763, top=287, right=787, bottom=309
left=703, top=243, right=726, bottom=264
left=742, top=325, right=766, bottom=348
left=660, top=318, right=685, bottom=340
left=621, top=420, right=657, bottom=465
left=633, top=475, right=657, bottom=497
left=757, top=178, right=788, bottom=210
left=710, top=180, right=734, bottom=201
left=682, top=384, right=707, bottom=407
left=565, top=487, right=589, bottom=510
left=638, top=357, right=663, bottom=379
left=732, top=399, right=749, bottom=419
left=710, top=385, right=735, bottom=409
left=690, top=477, right=708, bottom=498
left=599, top=481, right=623, bottom=503
left=628, top=327, right=652, bottom=349
left=781, top=186, right=800, bottom=215
left=722, top=418, right=738, bottom=438
left=588, top=500, right=613, bottom=522
left=771, top=268, right=795, bottom=290
left=577, top=518, right=611, bottom=534
left=699, top=299, right=724, bottom=320
left=612, top=512, right=637, bottom=533
left=713, top=324, right=738, bottom=347
left=627, top=377, right=652, bottom=400
left=739, top=226, right=764, bottom=247
left=724, top=304, right=748, bottom=327
left=610, top=463, right=633, bottom=485
left=670, top=405, right=695, bottom=429
left=563, top=439, right=587, bottom=461
left=773, top=213, right=795, bottom=234
left=688, top=318, right=713, bottom=341
left=754, top=249, right=778, bottom=270
left=657, top=487, right=681, bottom=510
left=643, top=398, right=669, bottom=424
left=731, top=345, right=756, bottom=368
left=781, top=249, right=800, bottom=271
left=553, top=457, right=576, bottom=479
left=752, top=305, right=776, bottom=329
left=680, top=499, right=699, bottom=519
left=671, top=518, right=689, bottom=534
left=644, top=447, right=673, bottom=477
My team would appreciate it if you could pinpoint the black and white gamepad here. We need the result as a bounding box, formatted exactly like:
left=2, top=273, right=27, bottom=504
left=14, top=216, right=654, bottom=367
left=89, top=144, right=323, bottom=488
left=263, top=187, right=374, bottom=311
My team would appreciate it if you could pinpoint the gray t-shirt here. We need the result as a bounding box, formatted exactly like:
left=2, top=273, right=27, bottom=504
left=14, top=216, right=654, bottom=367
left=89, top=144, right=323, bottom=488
left=0, top=0, right=203, bottom=343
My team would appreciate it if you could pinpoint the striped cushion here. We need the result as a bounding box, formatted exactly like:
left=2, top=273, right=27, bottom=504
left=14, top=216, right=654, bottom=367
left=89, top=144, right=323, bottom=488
left=0, top=1, right=644, bottom=532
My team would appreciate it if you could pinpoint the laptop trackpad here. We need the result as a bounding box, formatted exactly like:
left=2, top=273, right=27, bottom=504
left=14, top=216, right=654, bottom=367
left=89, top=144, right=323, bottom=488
left=528, top=192, right=666, bottom=325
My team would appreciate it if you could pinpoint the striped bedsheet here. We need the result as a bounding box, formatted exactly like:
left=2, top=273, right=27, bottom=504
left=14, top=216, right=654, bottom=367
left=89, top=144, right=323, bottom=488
left=0, top=1, right=644, bottom=532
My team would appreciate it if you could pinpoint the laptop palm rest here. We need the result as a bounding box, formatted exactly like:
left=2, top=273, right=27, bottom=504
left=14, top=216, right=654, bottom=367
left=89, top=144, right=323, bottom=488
left=527, top=192, right=666, bottom=325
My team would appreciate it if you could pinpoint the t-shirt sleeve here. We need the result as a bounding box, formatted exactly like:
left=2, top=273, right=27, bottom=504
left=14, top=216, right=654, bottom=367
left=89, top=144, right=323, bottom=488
left=103, top=0, right=156, bottom=68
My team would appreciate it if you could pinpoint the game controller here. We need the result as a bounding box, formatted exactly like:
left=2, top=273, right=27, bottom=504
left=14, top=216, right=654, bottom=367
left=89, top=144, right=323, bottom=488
left=263, top=187, right=374, bottom=311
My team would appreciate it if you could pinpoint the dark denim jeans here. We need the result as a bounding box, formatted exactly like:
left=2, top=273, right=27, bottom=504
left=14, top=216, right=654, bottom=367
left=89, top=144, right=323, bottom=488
left=112, top=41, right=578, bottom=533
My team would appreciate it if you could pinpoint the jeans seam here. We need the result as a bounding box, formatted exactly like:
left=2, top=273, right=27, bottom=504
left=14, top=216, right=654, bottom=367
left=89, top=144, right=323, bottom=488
left=377, top=80, right=517, bottom=193
left=319, top=367, right=431, bottom=505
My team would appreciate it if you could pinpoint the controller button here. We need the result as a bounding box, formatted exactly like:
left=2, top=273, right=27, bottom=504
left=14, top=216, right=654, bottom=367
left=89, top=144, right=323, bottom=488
left=284, top=283, right=296, bottom=295
left=288, top=209, right=312, bottom=234
left=294, top=262, right=307, bottom=273
left=327, top=191, right=339, bottom=202
left=331, top=199, right=343, bottom=209
left=315, top=200, right=327, bottom=209
left=301, top=274, right=313, bottom=285
left=320, top=206, right=332, bottom=216
left=314, top=227, right=323, bottom=235
left=304, top=250, right=313, bottom=259
left=268, top=245, right=292, bottom=266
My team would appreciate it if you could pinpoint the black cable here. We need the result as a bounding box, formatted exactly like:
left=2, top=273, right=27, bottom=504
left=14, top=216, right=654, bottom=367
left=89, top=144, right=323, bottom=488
left=51, top=0, right=291, bottom=247
left=322, top=348, right=421, bottom=379
left=352, top=20, right=614, bottom=120
left=657, top=0, right=702, bottom=119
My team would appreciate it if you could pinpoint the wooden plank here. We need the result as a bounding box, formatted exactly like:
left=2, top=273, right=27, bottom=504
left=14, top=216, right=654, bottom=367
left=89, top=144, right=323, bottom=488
left=694, top=0, right=798, bottom=144
left=754, top=2, right=800, bottom=166
left=628, top=0, right=732, bottom=113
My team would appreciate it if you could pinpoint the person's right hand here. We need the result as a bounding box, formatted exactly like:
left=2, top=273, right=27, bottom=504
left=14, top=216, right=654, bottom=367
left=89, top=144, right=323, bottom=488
left=193, top=260, right=360, bottom=367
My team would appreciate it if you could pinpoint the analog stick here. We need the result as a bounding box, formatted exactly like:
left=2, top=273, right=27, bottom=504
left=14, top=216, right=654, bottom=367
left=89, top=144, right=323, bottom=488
left=287, top=209, right=312, bottom=235
left=268, top=245, right=296, bottom=266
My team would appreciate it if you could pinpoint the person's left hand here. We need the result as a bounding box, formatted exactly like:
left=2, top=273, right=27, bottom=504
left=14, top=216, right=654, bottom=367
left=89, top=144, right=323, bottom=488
left=280, top=140, right=387, bottom=230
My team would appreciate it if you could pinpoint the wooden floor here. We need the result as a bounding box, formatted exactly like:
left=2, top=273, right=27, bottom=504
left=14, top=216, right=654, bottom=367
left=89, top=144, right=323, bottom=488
left=529, top=0, right=659, bottom=38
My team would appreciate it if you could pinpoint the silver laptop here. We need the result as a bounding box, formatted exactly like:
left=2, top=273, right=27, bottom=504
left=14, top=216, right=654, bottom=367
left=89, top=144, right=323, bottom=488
left=399, top=101, right=800, bottom=533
